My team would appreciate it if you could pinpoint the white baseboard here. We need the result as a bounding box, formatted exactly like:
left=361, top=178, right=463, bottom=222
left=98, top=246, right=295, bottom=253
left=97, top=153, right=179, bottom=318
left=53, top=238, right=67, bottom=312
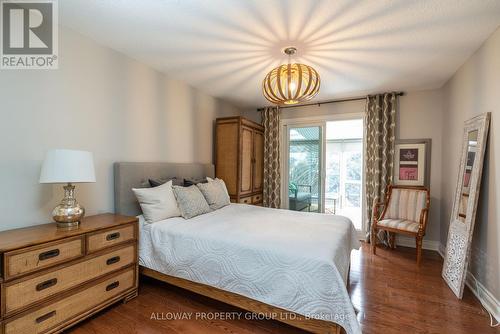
left=437, top=244, right=500, bottom=323
left=465, top=272, right=500, bottom=323
left=438, top=243, right=446, bottom=258
left=395, top=235, right=440, bottom=251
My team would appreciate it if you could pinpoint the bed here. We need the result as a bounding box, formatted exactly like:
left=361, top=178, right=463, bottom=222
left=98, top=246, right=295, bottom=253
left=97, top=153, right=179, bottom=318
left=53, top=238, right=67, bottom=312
left=114, top=162, right=361, bottom=334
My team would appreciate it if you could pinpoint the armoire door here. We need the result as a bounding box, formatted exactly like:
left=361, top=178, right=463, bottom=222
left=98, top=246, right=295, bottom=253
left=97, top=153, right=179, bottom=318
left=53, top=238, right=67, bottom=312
left=215, top=122, right=238, bottom=196
left=240, top=126, right=253, bottom=195
left=253, top=130, right=264, bottom=192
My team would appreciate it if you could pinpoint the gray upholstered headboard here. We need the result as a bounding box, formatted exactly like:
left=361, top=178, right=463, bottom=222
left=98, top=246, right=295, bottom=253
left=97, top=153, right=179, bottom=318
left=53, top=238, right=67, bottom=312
left=114, top=162, right=215, bottom=216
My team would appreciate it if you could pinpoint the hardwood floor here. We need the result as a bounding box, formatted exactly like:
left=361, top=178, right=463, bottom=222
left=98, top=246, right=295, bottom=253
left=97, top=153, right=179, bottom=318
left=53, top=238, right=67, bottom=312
left=69, top=243, right=496, bottom=334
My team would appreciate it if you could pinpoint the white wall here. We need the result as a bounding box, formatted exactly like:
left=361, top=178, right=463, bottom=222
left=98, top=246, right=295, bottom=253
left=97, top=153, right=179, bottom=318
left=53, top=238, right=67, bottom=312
left=399, top=90, right=443, bottom=243
left=440, top=27, right=500, bottom=298
left=245, top=91, right=444, bottom=243
left=0, top=27, right=240, bottom=231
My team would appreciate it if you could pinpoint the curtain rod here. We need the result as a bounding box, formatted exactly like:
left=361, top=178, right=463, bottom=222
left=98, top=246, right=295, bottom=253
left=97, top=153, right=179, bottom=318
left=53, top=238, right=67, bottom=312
left=256, top=92, right=405, bottom=112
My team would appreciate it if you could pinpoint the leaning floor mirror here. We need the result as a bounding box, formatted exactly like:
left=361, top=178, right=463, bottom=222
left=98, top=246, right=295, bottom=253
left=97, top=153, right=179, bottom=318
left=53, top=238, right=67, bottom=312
left=442, top=112, right=491, bottom=298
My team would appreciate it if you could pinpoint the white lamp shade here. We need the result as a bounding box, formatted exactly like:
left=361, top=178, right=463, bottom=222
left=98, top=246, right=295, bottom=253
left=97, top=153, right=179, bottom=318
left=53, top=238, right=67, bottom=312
left=39, top=149, right=96, bottom=184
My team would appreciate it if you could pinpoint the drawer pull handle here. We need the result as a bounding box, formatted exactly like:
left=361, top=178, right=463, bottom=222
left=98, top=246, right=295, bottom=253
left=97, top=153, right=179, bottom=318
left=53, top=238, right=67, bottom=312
left=39, top=249, right=60, bottom=261
left=106, top=232, right=121, bottom=241
left=36, top=278, right=58, bottom=291
left=106, top=281, right=120, bottom=291
left=106, top=256, right=121, bottom=265
left=36, top=310, right=56, bottom=323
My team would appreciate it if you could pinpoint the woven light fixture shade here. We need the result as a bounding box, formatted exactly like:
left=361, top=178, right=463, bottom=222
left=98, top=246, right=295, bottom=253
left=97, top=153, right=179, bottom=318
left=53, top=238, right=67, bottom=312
left=262, top=53, right=320, bottom=105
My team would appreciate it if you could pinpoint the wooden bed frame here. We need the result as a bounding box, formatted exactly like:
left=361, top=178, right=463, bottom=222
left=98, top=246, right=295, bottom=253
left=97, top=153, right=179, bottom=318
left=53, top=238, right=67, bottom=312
left=140, top=267, right=345, bottom=334
left=113, top=162, right=347, bottom=334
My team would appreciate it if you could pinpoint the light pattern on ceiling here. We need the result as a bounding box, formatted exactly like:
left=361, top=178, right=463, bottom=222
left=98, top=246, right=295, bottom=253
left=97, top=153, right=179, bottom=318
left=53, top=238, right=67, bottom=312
left=59, top=1, right=500, bottom=108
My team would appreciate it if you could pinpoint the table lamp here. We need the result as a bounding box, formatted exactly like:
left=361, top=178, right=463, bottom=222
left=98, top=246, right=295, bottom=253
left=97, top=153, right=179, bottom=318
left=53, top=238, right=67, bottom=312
left=39, top=149, right=96, bottom=228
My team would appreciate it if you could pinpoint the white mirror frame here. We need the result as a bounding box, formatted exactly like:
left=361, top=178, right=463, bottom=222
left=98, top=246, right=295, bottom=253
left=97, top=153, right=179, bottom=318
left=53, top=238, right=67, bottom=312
left=442, top=112, right=490, bottom=298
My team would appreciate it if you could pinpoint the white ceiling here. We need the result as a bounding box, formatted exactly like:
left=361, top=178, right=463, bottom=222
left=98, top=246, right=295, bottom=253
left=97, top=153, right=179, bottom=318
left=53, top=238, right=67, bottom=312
left=60, top=0, right=500, bottom=108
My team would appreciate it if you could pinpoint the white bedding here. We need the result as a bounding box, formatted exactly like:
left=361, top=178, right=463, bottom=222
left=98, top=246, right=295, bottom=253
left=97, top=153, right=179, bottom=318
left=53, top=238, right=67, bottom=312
left=139, top=203, right=361, bottom=334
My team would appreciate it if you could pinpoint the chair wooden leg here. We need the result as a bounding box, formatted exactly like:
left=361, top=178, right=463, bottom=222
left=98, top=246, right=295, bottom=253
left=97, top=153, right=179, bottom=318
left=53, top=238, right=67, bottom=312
left=371, top=225, right=377, bottom=255
left=389, top=232, right=396, bottom=249
left=416, top=236, right=423, bottom=265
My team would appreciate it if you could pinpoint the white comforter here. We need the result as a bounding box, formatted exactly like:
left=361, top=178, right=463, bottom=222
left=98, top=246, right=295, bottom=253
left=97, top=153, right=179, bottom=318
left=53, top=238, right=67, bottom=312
left=139, top=204, right=361, bottom=334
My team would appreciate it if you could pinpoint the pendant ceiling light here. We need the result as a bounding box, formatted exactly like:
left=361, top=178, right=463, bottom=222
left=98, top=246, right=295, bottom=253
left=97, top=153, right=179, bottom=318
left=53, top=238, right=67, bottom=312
left=262, top=47, right=320, bottom=105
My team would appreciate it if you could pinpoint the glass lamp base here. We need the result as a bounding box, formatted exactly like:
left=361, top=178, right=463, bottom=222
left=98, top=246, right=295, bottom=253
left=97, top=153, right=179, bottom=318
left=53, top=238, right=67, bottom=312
left=52, top=183, right=85, bottom=229
left=56, top=221, right=80, bottom=228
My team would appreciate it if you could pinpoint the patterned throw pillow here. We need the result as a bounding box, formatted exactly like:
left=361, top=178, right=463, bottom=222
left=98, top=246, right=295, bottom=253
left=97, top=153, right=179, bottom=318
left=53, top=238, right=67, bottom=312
left=197, top=178, right=230, bottom=210
left=172, top=185, right=211, bottom=219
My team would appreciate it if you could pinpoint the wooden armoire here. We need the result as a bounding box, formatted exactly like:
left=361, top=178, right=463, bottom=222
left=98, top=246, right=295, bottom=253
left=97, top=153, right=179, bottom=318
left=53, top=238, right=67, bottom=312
left=215, top=117, right=264, bottom=205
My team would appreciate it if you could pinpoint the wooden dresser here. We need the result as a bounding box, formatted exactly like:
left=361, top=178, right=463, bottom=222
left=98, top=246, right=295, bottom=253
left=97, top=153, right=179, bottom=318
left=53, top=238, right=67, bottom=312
left=215, top=116, right=264, bottom=205
left=0, top=213, right=138, bottom=334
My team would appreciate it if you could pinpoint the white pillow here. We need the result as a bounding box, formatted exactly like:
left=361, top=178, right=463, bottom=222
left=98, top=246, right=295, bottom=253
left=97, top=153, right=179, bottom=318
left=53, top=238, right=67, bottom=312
left=132, top=180, right=180, bottom=223
left=207, top=177, right=230, bottom=198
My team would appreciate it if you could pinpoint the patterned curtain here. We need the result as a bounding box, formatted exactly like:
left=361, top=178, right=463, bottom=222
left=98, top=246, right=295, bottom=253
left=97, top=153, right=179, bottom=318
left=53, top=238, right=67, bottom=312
left=365, top=93, right=397, bottom=241
left=262, top=107, right=281, bottom=208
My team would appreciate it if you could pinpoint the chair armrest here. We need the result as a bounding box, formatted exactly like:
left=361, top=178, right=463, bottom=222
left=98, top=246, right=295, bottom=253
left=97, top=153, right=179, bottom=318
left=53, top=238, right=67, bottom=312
left=419, top=208, right=429, bottom=233
left=372, top=201, right=385, bottom=222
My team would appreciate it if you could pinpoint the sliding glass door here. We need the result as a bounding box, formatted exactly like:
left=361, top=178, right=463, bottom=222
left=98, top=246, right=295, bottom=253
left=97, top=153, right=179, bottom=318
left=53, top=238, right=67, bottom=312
left=286, top=125, right=322, bottom=213
left=283, top=117, right=364, bottom=230
left=325, top=120, right=363, bottom=229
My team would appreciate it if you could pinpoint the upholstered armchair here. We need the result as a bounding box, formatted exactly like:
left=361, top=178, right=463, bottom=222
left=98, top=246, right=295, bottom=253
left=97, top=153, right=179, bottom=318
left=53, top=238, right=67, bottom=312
left=289, top=184, right=312, bottom=211
left=371, top=185, right=430, bottom=264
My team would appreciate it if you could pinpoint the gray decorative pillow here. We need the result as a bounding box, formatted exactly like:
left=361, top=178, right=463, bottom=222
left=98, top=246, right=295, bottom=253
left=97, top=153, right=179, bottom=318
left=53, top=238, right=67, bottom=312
left=172, top=185, right=211, bottom=219
left=197, top=178, right=230, bottom=210
left=183, top=178, right=209, bottom=187
left=149, top=177, right=183, bottom=187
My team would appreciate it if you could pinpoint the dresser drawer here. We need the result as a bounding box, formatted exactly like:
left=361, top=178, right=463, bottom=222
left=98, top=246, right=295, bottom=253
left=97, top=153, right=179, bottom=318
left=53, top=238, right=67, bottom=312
left=4, top=236, right=84, bottom=280
left=86, top=224, right=135, bottom=253
left=238, top=196, right=252, bottom=204
left=4, top=244, right=136, bottom=316
left=252, top=194, right=262, bottom=203
left=4, top=267, right=135, bottom=334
